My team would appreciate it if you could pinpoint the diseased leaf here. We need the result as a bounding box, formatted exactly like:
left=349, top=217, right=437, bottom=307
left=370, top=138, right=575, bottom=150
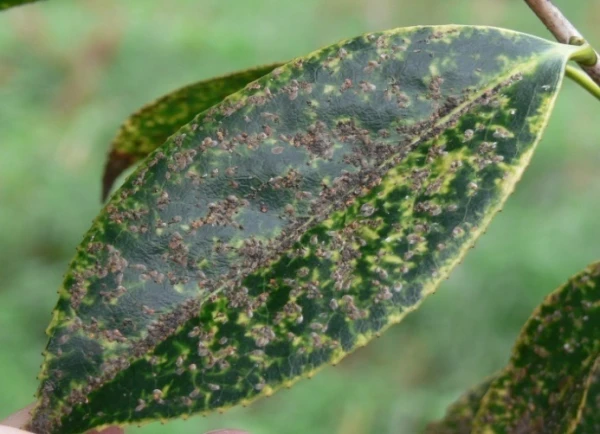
left=102, top=64, right=282, bottom=200
left=424, top=376, right=495, bottom=434
left=575, top=357, right=600, bottom=434
left=426, top=262, right=600, bottom=434
left=0, top=0, right=41, bottom=11
left=472, top=263, right=600, bottom=434
left=29, top=26, right=582, bottom=434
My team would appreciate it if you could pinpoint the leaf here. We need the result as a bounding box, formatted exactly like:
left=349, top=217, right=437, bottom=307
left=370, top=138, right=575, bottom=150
left=471, top=263, right=600, bottom=434
left=0, top=0, right=42, bottom=11
left=102, top=64, right=282, bottom=200
left=424, top=376, right=495, bottom=434
left=430, top=262, right=600, bottom=434
left=29, top=26, right=582, bottom=434
left=574, top=357, right=600, bottom=434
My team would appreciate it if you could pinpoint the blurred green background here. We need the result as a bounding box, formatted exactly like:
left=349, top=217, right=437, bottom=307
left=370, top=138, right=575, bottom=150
left=1, top=0, right=599, bottom=433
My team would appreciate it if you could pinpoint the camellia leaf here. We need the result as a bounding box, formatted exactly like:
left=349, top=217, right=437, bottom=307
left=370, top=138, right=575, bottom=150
left=102, top=64, right=282, bottom=201
left=427, top=262, right=600, bottom=433
left=575, top=357, right=600, bottom=433
left=471, top=262, right=600, bottom=434
left=29, top=26, right=585, bottom=434
left=424, top=376, right=496, bottom=434
left=0, top=0, right=41, bottom=11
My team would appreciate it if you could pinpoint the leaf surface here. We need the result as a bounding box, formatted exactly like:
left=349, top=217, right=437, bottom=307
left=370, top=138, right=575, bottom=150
left=574, top=357, right=600, bottom=434
left=29, top=26, right=580, bottom=434
left=102, top=64, right=282, bottom=200
left=472, top=263, right=600, bottom=434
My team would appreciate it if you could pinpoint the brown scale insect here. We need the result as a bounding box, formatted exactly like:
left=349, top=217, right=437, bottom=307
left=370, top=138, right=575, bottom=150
left=283, top=81, right=300, bottom=100
left=340, top=78, right=353, bottom=93
left=360, top=203, right=375, bottom=217
left=252, top=326, right=276, bottom=347
left=359, top=81, right=377, bottom=92
left=156, top=191, right=170, bottom=210
left=152, top=389, right=164, bottom=403
left=428, top=75, right=444, bottom=100
left=375, top=286, right=393, bottom=303
left=363, top=60, right=380, bottom=74
left=452, top=226, right=465, bottom=238
left=376, top=35, right=388, bottom=48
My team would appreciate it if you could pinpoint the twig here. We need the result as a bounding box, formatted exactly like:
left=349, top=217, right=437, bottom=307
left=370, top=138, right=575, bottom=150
left=524, top=0, right=600, bottom=85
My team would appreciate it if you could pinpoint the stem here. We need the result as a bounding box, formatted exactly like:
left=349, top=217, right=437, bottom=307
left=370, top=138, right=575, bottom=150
left=524, top=0, right=600, bottom=85
left=565, top=65, right=600, bottom=101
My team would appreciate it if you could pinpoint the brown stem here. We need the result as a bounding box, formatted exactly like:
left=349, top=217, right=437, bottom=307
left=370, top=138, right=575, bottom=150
left=524, top=0, right=600, bottom=85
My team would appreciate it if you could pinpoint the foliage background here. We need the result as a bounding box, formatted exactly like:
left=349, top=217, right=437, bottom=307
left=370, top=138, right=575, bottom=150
left=1, top=0, right=599, bottom=433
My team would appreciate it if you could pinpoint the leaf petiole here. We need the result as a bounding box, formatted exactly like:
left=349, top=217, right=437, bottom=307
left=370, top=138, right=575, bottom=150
left=565, top=64, right=600, bottom=102
left=569, top=40, right=598, bottom=66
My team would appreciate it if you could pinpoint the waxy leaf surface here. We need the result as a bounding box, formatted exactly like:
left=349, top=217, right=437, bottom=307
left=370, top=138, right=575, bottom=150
left=472, top=263, right=600, bottom=434
left=102, top=64, right=281, bottom=200
left=30, top=26, right=580, bottom=434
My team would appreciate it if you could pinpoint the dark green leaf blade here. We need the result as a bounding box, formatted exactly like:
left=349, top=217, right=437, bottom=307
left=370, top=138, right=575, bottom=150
left=575, top=356, right=600, bottom=433
left=102, top=64, right=282, bottom=201
left=472, top=263, right=600, bottom=434
left=29, top=26, right=580, bottom=434
left=0, top=0, right=41, bottom=11
left=424, top=376, right=496, bottom=434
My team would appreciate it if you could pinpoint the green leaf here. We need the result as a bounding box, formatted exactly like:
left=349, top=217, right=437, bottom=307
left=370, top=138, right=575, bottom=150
left=29, top=26, right=581, bottom=434
left=575, top=357, right=600, bottom=433
left=424, top=376, right=495, bottom=434
left=472, top=263, right=600, bottom=434
left=429, top=263, right=600, bottom=433
left=0, top=0, right=42, bottom=11
left=102, top=64, right=282, bottom=200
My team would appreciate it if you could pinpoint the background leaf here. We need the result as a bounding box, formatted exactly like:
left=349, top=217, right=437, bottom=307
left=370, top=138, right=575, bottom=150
left=0, top=0, right=41, bottom=11
left=424, top=376, right=495, bottom=434
left=426, top=262, right=600, bottom=433
left=575, top=357, right=600, bottom=434
left=28, top=26, right=578, bottom=434
left=102, top=64, right=281, bottom=200
left=472, top=262, right=600, bottom=434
